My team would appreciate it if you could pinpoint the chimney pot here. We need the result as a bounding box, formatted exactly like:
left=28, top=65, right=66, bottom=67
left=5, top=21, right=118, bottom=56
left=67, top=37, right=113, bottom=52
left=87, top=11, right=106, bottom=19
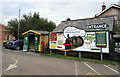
left=102, top=2, right=106, bottom=11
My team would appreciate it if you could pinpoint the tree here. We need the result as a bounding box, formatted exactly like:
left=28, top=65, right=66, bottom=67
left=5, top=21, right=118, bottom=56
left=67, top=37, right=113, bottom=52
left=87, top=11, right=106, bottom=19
left=66, top=17, right=71, bottom=21
left=7, top=12, right=56, bottom=39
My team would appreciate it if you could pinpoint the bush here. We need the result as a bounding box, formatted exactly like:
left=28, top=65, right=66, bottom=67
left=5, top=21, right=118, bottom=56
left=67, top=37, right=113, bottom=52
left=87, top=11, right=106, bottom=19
left=109, top=39, right=115, bottom=52
left=109, top=52, right=120, bottom=61
left=49, top=50, right=120, bottom=62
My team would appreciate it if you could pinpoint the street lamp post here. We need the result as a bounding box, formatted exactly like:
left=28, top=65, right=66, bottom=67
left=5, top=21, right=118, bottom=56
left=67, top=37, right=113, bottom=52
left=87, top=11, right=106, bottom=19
left=18, top=9, right=20, bottom=40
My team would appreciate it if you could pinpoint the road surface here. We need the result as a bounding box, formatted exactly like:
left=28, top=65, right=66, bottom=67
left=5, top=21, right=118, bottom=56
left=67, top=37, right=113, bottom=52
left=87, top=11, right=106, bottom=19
left=2, top=47, right=120, bottom=76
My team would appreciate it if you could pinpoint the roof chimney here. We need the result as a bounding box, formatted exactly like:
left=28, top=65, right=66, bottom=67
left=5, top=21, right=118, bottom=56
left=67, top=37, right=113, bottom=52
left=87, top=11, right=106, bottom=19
left=102, top=2, right=106, bottom=11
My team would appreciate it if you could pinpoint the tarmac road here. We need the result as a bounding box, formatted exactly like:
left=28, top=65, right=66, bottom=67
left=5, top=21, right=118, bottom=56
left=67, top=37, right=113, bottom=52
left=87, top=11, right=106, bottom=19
left=2, top=47, right=120, bottom=76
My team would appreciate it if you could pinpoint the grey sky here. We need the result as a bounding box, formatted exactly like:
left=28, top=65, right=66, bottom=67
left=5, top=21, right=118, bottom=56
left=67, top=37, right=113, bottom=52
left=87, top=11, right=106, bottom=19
left=0, top=0, right=119, bottom=26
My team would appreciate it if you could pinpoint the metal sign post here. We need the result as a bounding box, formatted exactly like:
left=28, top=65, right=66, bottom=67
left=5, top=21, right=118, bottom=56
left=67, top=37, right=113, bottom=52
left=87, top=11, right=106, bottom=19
left=100, top=48, right=103, bottom=61
left=96, top=31, right=107, bottom=60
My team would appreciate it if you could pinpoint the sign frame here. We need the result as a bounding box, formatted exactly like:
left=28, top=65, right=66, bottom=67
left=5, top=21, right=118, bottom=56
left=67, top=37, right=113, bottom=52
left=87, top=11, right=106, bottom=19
left=95, top=31, right=107, bottom=48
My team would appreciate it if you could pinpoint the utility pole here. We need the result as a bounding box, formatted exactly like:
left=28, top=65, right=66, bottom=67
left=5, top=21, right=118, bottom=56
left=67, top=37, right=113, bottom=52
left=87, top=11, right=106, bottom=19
left=18, top=9, right=20, bottom=40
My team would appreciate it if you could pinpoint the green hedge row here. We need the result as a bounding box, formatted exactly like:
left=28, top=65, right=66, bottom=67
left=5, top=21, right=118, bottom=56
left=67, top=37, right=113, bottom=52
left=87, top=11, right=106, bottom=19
left=47, top=50, right=120, bottom=62
left=104, top=52, right=120, bottom=62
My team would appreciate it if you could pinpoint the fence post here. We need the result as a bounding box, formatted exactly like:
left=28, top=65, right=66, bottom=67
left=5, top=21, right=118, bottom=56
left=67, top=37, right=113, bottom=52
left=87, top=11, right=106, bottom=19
left=65, top=51, right=66, bottom=56
left=79, top=52, right=81, bottom=58
left=50, top=50, right=52, bottom=54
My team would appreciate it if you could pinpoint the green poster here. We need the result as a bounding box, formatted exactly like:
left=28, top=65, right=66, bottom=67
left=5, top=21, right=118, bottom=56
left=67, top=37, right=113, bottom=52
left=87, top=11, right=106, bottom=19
left=96, top=31, right=107, bottom=47
left=23, top=34, right=29, bottom=51
left=34, top=34, right=39, bottom=52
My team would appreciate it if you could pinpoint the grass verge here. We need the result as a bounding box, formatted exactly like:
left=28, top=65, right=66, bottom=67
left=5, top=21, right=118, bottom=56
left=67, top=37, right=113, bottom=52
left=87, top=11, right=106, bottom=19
left=43, top=53, right=120, bottom=66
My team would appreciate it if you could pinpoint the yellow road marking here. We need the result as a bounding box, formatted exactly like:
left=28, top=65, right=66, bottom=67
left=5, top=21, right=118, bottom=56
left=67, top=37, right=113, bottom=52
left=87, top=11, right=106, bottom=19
left=86, top=72, right=100, bottom=75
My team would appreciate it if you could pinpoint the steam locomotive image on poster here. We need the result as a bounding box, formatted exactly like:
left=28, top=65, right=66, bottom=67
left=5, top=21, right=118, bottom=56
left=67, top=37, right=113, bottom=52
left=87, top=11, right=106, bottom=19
left=64, top=34, right=84, bottom=50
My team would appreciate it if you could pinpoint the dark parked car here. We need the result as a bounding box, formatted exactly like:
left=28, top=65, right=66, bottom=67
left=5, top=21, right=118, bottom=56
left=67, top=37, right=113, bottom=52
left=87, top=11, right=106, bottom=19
left=9, top=40, right=24, bottom=50
left=3, top=40, right=14, bottom=49
left=3, top=41, right=7, bottom=47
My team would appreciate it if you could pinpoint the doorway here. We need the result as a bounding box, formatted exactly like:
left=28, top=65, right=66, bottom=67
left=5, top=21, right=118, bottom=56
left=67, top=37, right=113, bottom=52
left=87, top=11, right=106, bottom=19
left=29, top=33, right=35, bottom=51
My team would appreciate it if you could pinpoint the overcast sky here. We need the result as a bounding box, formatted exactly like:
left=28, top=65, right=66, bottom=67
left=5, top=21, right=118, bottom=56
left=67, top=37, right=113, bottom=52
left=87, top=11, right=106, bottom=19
left=0, top=0, right=119, bottom=26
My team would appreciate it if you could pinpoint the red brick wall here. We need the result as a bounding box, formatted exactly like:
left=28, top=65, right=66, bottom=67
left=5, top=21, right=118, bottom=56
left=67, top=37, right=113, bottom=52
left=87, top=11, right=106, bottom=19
left=0, top=25, right=2, bottom=44
left=97, top=7, right=119, bottom=20
left=0, top=24, right=14, bottom=44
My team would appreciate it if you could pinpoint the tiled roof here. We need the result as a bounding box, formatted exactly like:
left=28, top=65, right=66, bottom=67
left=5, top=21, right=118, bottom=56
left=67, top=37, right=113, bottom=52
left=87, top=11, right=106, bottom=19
left=22, top=30, right=49, bottom=35
left=33, top=30, right=49, bottom=34
left=52, top=16, right=114, bottom=32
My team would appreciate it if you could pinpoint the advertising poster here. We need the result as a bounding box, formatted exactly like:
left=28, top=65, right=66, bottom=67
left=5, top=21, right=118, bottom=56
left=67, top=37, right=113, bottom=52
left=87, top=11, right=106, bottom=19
left=49, top=32, right=57, bottom=49
left=49, top=27, right=109, bottom=53
left=57, top=33, right=64, bottom=45
left=57, top=33, right=65, bottom=49
left=84, top=32, right=95, bottom=48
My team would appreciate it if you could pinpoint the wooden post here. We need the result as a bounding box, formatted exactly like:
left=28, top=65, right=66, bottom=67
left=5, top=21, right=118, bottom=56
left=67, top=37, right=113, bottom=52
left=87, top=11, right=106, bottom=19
left=65, top=51, right=66, bottom=56
left=79, top=52, right=81, bottom=58
left=50, top=50, right=52, bottom=54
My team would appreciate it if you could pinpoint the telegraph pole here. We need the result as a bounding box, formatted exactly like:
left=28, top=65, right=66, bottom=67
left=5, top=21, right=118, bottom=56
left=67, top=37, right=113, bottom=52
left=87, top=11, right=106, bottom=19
left=18, top=9, right=20, bottom=40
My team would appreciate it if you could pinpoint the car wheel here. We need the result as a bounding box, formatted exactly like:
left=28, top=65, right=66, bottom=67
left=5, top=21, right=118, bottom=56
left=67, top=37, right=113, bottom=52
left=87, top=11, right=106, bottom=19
left=16, top=46, right=20, bottom=50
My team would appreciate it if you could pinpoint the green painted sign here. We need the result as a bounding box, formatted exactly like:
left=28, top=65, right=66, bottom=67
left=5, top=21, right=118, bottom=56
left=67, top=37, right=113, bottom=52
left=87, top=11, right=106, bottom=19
left=34, top=34, right=39, bottom=52
left=23, top=34, right=29, bottom=51
left=96, top=31, right=107, bottom=47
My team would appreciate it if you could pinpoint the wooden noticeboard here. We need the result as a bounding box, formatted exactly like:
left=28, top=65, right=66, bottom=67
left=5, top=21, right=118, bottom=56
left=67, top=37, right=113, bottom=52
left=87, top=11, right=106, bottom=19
left=96, top=31, right=107, bottom=47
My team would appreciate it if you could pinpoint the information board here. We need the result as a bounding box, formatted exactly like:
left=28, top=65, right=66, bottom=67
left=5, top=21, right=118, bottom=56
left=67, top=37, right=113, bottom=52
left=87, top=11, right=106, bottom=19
left=35, top=34, right=39, bottom=52
left=23, top=34, right=29, bottom=51
left=96, top=31, right=107, bottom=47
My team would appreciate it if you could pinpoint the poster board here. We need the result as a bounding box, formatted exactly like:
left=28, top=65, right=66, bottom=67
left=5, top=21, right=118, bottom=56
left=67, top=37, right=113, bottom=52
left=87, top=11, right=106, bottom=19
left=49, top=27, right=109, bottom=53
left=96, top=31, right=107, bottom=47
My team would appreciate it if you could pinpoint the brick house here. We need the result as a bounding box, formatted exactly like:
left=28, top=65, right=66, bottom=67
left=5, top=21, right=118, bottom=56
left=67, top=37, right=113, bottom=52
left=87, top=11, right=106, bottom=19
left=95, top=3, right=120, bottom=33
left=0, top=24, right=14, bottom=44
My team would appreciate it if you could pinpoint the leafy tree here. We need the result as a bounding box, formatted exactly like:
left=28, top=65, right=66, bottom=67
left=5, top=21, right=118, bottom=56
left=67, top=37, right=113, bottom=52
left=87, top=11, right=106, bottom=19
left=7, top=12, right=56, bottom=39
